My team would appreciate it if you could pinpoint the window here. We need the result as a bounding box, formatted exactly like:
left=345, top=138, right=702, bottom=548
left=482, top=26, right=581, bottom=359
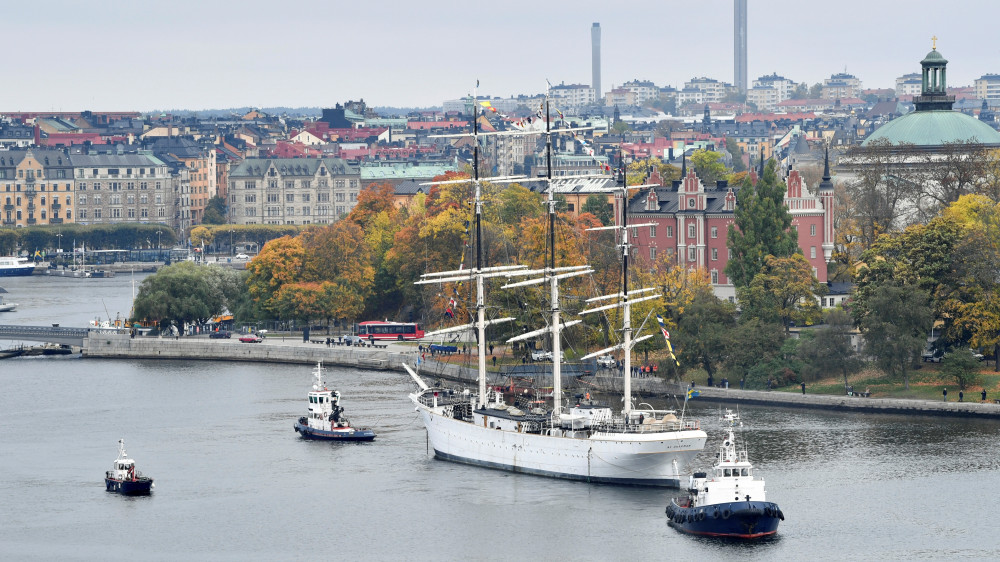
left=94, top=182, right=101, bottom=190
left=666, top=225, right=673, bottom=238
left=302, top=193, right=310, bottom=202
left=95, top=209, right=102, bottom=219
left=688, top=224, right=695, bottom=239
left=810, top=224, right=817, bottom=236
left=79, top=209, right=87, bottom=219
left=631, top=227, right=638, bottom=238
left=285, top=181, right=294, bottom=189
left=335, top=180, right=345, bottom=188
left=302, top=206, right=310, bottom=216
left=650, top=247, right=656, bottom=260
left=711, top=270, right=719, bottom=284
left=649, top=225, right=656, bottom=238
left=112, top=208, right=121, bottom=218
left=94, top=195, right=102, bottom=205
left=286, top=206, right=295, bottom=216
left=711, top=226, right=718, bottom=238
left=711, top=248, right=718, bottom=261
left=285, top=194, right=295, bottom=202
left=335, top=193, right=345, bottom=202
left=810, top=246, right=816, bottom=259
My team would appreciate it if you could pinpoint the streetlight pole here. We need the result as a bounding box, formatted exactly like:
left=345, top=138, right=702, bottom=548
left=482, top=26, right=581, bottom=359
left=230, top=229, right=234, bottom=256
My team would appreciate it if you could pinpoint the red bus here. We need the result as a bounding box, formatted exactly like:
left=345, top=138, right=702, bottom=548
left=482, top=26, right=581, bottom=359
left=354, top=321, right=425, bottom=341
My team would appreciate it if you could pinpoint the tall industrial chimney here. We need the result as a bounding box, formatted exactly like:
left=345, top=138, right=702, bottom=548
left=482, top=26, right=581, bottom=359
left=734, top=0, right=747, bottom=92
left=592, top=23, right=602, bottom=102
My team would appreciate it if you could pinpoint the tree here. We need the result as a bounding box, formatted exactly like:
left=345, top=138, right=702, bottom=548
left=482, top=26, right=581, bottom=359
left=940, top=348, right=981, bottom=391
left=723, top=318, right=786, bottom=387
left=737, top=255, right=824, bottom=332
left=581, top=194, right=613, bottom=226
left=132, top=262, right=243, bottom=330
left=856, top=283, right=933, bottom=391
left=673, top=290, right=737, bottom=379
left=808, top=83, right=823, bottom=98
left=725, top=137, right=746, bottom=173
left=690, top=149, right=727, bottom=186
left=245, top=236, right=306, bottom=314
left=843, top=139, right=923, bottom=251
left=202, top=195, right=227, bottom=224
left=797, top=309, right=862, bottom=389
left=611, top=120, right=631, bottom=135
left=725, top=159, right=799, bottom=288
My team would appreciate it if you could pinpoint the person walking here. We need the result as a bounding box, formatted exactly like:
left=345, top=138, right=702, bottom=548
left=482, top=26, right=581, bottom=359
left=959, top=390, right=964, bottom=402
left=983, top=389, right=988, bottom=402
left=801, top=382, right=806, bottom=395
left=943, top=388, right=948, bottom=402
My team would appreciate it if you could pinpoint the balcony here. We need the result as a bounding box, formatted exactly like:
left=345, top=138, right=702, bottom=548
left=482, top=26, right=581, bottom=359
left=2, top=220, right=14, bottom=226
left=50, top=218, right=63, bottom=224
left=3, top=204, right=12, bottom=211
left=52, top=202, right=61, bottom=210
left=27, top=204, right=35, bottom=211
left=27, top=218, right=36, bottom=224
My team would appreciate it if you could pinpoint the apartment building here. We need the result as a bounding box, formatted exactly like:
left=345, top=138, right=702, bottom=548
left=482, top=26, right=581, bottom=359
left=682, top=77, right=736, bottom=104
left=620, top=80, right=659, bottom=105
left=974, top=74, right=1000, bottom=100
left=896, top=73, right=922, bottom=96
left=550, top=83, right=597, bottom=107
left=71, top=152, right=175, bottom=228
left=227, top=157, right=361, bottom=225
left=821, top=73, right=862, bottom=99
left=0, top=149, right=74, bottom=227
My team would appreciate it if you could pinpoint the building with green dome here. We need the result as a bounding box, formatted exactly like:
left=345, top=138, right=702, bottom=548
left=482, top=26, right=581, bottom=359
left=862, top=44, right=1000, bottom=148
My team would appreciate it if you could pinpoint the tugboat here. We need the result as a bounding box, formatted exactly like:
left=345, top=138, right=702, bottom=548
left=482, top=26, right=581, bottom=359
left=666, top=410, right=783, bottom=539
left=105, top=439, right=154, bottom=495
left=293, top=362, right=376, bottom=441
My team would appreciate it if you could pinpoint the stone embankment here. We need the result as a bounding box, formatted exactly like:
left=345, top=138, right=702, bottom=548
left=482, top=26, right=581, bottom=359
left=84, top=333, right=414, bottom=370
left=81, top=336, right=1000, bottom=420
left=414, top=361, right=1000, bottom=420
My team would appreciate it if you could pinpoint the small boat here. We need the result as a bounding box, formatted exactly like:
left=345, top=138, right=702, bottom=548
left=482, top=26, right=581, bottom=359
left=293, top=362, right=375, bottom=441
left=666, top=409, right=783, bottom=539
left=0, top=286, right=16, bottom=312
left=105, top=439, right=154, bottom=495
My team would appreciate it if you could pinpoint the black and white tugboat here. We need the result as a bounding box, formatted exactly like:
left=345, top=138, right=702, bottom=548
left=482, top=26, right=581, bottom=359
left=666, top=410, right=783, bottom=539
left=104, top=439, right=154, bottom=495
left=293, top=362, right=375, bottom=442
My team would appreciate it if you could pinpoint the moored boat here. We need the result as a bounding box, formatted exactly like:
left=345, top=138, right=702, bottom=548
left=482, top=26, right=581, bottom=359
left=0, top=256, right=35, bottom=277
left=105, top=439, right=154, bottom=495
left=406, top=89, right=706, bottom=486
left=293, top=362, right=375, bottom=441
left=666, top=409, right=784, bottom=538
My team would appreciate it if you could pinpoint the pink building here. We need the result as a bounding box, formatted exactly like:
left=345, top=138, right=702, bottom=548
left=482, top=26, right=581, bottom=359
left=621, top=155, right=835, bottom=301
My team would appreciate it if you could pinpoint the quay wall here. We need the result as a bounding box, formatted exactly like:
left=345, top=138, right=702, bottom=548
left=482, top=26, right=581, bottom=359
left=83, top=333, right=414, bottom=370
left=80, top=336, right=1000, bottom=420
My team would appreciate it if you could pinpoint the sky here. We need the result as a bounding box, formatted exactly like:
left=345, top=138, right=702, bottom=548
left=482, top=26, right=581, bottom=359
left=4, top=0, right=1000, bottom=113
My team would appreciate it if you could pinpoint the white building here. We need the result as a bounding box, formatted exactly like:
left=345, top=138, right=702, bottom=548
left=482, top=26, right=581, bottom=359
left=895, top=73, right=922, bottom=97
left=682, top=77, right=736, bottom=103
left=974, top=74, right=1000, bottom=100
left=821, top=73, right=862, bottom=99
left=620, top=80, right=659, bottom=105
left=228, top=157, right=361, bottom=225
left=550, top=83, right=596, bottom=107
left=752, top=74, right=797, bottom=102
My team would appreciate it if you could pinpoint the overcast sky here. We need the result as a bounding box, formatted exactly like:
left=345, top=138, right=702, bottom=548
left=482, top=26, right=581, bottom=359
left=5, top=0, right=999, bottom=112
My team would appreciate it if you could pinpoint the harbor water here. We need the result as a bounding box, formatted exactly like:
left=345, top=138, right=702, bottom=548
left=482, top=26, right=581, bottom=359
left=1, top=275, right=999, bottom=560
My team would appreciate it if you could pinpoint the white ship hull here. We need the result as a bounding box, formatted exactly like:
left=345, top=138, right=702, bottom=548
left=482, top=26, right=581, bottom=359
left=414, top=400, right=706, bottom=487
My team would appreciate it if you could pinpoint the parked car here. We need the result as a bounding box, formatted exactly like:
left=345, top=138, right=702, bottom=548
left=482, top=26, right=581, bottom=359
left=973, top=352, right=986, bottom=361
left=530, top=350, right=564, bottom=362
left=234, top=253, right=250, bottom=260
left=239, top=334, right=263, bottom=343
left=596, top=354, right=616, bottom=368
left=921, top=348, right=943, bottom=363
left=209, top=330, right=231, bottom=339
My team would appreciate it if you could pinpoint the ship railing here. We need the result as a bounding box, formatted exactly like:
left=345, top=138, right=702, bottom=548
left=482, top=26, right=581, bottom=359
left=591, top=417, right=700, bottom=434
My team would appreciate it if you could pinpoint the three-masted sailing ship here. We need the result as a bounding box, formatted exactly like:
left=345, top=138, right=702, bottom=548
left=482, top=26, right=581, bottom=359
left=405, top=88, right=706, bottom=486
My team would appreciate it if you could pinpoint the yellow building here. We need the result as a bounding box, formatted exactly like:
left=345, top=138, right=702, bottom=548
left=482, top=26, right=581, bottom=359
left=0, top=148, right=74, bottom=227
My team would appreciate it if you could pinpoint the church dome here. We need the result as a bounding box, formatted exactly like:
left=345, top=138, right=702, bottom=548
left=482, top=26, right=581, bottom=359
left=862, top=109, right=1000, bottom=147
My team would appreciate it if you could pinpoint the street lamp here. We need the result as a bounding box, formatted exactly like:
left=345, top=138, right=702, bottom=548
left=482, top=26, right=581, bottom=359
left=156, top=230, right=162, bottom=249
left=55, top=232, right=63, bottom=253
left=230, top=229, right=234, bottom=256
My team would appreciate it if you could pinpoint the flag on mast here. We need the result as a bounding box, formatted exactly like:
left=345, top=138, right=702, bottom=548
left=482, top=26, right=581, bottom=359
left=657, top=314, right=680, bottom=366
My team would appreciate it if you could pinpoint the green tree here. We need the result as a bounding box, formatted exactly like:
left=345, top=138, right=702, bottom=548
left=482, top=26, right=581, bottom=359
left=856, top=283, right=933, bottom=391
left=690, top=149, right=727, bottom=186
left=797, top=309, right=862, bottom=389
left=581, top=194, right=613, bottom=226
left=940, top=348, right=981, bottom=391
left=723, top=318, right=786, bottom=387
left=673, top=290, right=737, bottom=378
left=202, top=195, right=227, bottom=224
left=737, top=255, right=824, bottom=332
left=725, top=137, right=746, bottom=173
left=132, top=262, right=243, bottom=330
left=725, top=159, right=799, bottom=288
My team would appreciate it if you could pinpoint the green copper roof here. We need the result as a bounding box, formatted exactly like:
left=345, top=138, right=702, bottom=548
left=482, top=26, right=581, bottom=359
left=921, top=49, right=947, bottom=65
left=862, top=110, right=1000, bottom=147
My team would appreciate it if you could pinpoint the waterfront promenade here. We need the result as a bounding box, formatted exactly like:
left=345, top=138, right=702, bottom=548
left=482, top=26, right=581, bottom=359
left=75, top=332, right=1000, bottom=419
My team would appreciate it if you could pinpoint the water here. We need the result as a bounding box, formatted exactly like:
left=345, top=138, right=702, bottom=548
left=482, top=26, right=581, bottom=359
left=1, top=277, right=999, bottom=560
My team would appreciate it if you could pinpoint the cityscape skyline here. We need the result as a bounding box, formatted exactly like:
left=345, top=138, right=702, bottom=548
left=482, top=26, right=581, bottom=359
left=5, top=0, right=1000, bottom=112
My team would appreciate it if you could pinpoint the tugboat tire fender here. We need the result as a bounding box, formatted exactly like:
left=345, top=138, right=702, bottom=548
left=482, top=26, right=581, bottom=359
left=712, top=509, right=720, bottom=519
left=778, top=510, right=785, bottom=521
left=697, top=511, right=706, bottom=521
left=721, top=509, right=731, bottom=519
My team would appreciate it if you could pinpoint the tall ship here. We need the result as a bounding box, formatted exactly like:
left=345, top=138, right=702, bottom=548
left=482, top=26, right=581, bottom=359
left=0, top=256, right=35, bottom=277
left=405, top=91, right=706, bottom=486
